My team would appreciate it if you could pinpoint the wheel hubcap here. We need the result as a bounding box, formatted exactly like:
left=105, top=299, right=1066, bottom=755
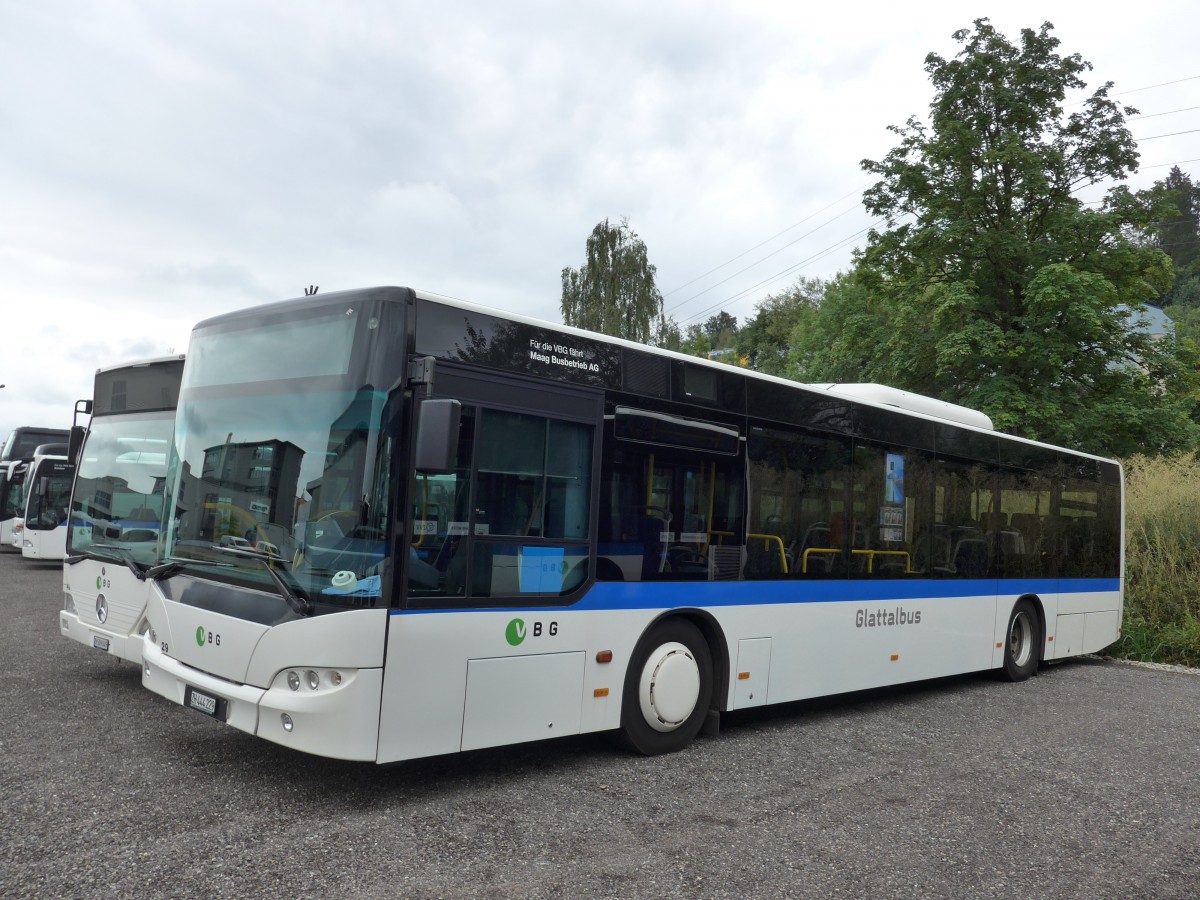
left=1009, top=611, right=1032, bottom=668
left=639, top=642, right=700, bottom=733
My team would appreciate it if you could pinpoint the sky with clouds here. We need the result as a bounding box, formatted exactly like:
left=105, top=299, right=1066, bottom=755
left=2, top=0, right=1197, bottom=443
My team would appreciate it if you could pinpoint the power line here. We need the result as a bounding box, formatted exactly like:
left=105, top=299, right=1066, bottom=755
left=1112, top=74, right=1200, bottom=97
left=677, top=224, right=878, bottom=327
left=1131, top=105, right=1200, bottom=121
left=1135, top=128, right=1200, bottom=142
left=1142, top=157, right=1200, bottom=170
left=663, top=186, right=867, bottom=298
left=665, top=204, right=865, bottom=317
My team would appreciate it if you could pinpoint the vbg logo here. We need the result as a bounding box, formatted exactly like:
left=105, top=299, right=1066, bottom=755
left=505, top=619, right=527, bottom=646
left=505, top=618, right=557, bottom=646
left=195, top=626, right=221, bottom=647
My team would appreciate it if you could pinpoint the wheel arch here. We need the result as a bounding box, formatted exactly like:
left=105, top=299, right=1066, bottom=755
left=1015, top=592, right=1047, bottom=663
left=633, top=608, right=731, bottom=713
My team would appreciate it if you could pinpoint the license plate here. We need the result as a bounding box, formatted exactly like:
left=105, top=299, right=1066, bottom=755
left=92, top=635, right=110, bottom=652
left=184, top=685, right=228, bottom=722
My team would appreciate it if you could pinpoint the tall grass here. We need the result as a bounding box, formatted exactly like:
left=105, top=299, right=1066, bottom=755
left=1113, top=454, right=1200, bottom=666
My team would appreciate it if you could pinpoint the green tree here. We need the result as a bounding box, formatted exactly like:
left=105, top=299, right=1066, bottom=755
left=1138, top=167, right=1200, bottom=313
left=1153, top=167, right=1200, bottom=277
left=701, top=311, right=739, bottom=349
left=737, top=276, right=827, bottom=376
left=561, top=218, right=665, bottom=344
left=678, top=322, right=711, bottom=358
left=808, top=18, right=1198, bottom=456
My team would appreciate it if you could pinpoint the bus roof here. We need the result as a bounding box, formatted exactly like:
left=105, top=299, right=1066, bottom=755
left=186, top=285, right=1116, bottom=469
left=94, top=353, right=186, bottom=376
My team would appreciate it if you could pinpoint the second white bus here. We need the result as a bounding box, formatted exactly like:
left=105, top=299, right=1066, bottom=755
left=61, top=355, right=185, bottom=663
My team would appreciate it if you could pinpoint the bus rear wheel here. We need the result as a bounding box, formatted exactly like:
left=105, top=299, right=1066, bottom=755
left=619, top=619, right=713, bottom=755
left=1002, top=598, right=1040, bottom=682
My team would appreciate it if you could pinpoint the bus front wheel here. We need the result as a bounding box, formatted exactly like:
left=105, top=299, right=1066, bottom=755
left=1002, top=598, right=1040, bottom=682
left=619, top=619, right=713, bottom=755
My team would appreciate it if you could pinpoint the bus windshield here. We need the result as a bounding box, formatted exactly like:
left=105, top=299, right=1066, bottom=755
left=69, top=412, right=174, bottom=565
left=25, top=459, right=74, bottom=531
left=2, top=463, right=29, bottom=519
left=162, top=303, right=398, bottom=614
left=1, top=428, right=69, bottom=462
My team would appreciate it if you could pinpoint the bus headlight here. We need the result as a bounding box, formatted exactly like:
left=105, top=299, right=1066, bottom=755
left=275, top=668, right=348, bottom=693
left=63, top=592, right=75, bottom=614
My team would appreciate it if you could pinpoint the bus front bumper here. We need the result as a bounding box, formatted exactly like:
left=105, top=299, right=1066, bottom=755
left=59, top=609, right=142, bottom=664
left=141, top=634, right=383, bottom=762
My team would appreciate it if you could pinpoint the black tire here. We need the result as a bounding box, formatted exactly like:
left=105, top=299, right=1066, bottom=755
left=619, top=618, right=713, bottom=755
left=1002, top=598, right=1040, bottom=682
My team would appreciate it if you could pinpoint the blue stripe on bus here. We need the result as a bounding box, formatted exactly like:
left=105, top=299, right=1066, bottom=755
left=393, top=577, right=1120, bottom=615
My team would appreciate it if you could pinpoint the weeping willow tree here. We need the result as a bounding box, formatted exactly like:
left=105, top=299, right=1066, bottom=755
left=560, top=217, right=665, bottom=345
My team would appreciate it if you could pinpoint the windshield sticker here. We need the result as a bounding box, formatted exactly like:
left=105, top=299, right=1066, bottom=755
left=322, top=574, right=382, bottom=597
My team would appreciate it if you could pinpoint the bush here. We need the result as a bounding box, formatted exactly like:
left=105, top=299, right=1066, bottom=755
left=1111, top=454, right=1200, bottom=666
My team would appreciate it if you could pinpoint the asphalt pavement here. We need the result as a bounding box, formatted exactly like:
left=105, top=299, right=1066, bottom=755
left=2, top=548, right=1199, bottom=899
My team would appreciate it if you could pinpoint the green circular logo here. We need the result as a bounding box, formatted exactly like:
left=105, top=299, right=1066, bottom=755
left=505, top=618, right=527, bottom=646
left=96, top=576, right=102, bottom=590
left=195, top=626, right=205, bottom=647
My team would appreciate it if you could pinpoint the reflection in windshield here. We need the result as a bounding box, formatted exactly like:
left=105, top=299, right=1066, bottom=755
left=165, top=384, right=393, bottom=605
left=161, top=301, right=410, bottom=612
left=25, top=462, right=74, bottom=531
left=69, top=414, right=172, bottom=565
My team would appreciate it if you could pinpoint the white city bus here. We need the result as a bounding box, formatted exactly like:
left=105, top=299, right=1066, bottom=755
left=1, top=426, right=69, bottom=549
left=141, top=287, right=1123, bottom=762
left=20, top=444, right=73, bottom=560
left=61, top=355, right=185, bottom=662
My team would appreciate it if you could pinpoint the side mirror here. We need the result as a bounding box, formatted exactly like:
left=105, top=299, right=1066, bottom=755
left=414, top=399, right=461, bottom=474
left=67, top=425, right=87, bottom=465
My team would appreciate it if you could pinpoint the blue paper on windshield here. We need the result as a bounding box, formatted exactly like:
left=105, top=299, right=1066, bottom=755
left=322, top=575, right=382, bottom=597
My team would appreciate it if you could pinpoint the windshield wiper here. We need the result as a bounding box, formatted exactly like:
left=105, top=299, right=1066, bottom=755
left=85, top=543, right=149, bottom=581
left=145, top=548, right=312, bottom=616
left=146, top=560, right=186, bottom=581
left=251, top=554, right=313, bottom=617
left=145, top=556, right=235, bottom=581
left=209, top=544, right=313, bottom=616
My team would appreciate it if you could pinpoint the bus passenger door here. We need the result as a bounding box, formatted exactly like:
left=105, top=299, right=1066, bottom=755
left=598, top=407, right=744, bottom=583
left=380, top=363, right=604, bottom=762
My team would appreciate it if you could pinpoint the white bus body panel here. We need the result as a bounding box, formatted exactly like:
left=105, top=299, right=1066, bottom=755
left=376, top=582, right=1121, bottom=764
left=0, top=518, right=17, bottom=549
left=461, top=652, right=586, bottom=751
left=1051, top=588, right=1122, bottom=658
left=734, top=638, right=771, bottom=708
left=142, top=581, right=388, bottom=761
left=60, top=560, right=153, bottom=664
left=378, top=608, right=652, bottom=762
left=22, top=524, right=68, bottom=560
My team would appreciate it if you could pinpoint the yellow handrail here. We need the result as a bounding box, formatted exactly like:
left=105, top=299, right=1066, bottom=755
left=802, top=547, right=840, bottom=574
left=747, top=532, right=789, bottom=574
